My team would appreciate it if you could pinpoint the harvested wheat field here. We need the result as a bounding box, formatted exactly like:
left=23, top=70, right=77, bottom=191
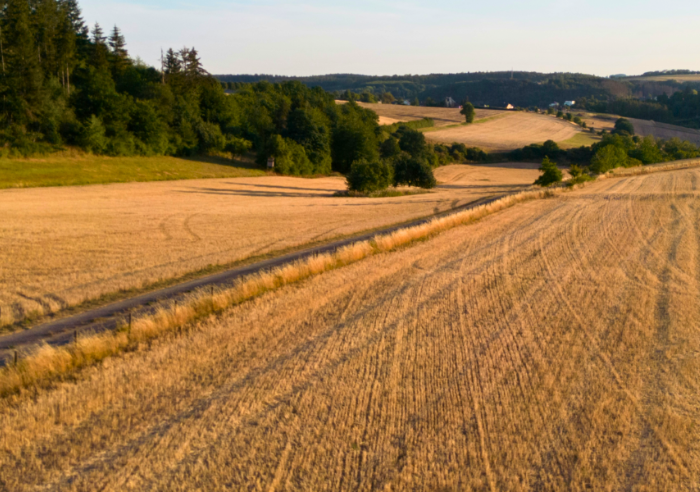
left=425, top=112, right=582, bottom=152
left=2, top=167, right=699, bottom=490
left=339, top=101, right=504, bottom=127
left=0, top=164, right=541, bottom=327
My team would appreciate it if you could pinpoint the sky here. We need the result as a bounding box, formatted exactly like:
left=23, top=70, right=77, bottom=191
left=81, top=0, right=700, bottom=77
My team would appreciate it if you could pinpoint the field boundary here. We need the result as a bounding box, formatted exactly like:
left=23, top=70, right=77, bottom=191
left=3, top=157, right=700, bottom=396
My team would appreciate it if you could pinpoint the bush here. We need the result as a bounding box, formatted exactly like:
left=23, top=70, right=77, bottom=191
left=267, top=135, right=315, bottom=175
left=225, top=136, right=253, bottom=156
left=614, top=118, right=635, bottom=135
left=460, top=102, right=476, bottom=124
left=534, top=156, right=563, bottom=186
left=80, top=116, right=108, bottom=153
left=394, top=155, right=437, bottom=188
left=197, top=121, right=226, bottom=153
left=567, top=164, right=593, bottom=185
left=590, top=145, right=629, bottom=174
left=346, top=159, right=394, bottom=193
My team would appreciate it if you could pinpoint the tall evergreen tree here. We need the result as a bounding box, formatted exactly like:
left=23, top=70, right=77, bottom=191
left=90, top=23, right=109, bottom=70
left=108, top=25, right=128, bottom=73
left=3, top=0, right=44, bottom=124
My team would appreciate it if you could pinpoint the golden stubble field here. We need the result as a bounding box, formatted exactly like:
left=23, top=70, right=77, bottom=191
left=425, top=112, right=582, bottom=151
left=0, top=164, right=541, bottom=327
left=1, top=167, right=698, bottom=490
left=351, top=102, right=504, bottom=127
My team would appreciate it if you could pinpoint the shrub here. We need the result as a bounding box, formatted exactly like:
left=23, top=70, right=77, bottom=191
left=225, top=136, right=253, bottom=156
left=346, top=159, right=394, bottom=193
left=590, top=145, right=629, bottom=174
left=534, top=156, right=563, bottom=186
left=567, top=164, right=593, bottom=185
left=614, top=118, right=635, bottom=135
left=80, top=116, right=108, bottom=153
left=393, top=155, right=437, bottom=189
left=460, top=102, right=476, bottom=124
left=268, top=135, right=314, bottom=175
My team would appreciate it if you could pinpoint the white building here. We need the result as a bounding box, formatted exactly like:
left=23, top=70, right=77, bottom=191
left=549, top=102, right=559, bottom=108
left=564, top=101, right=576, bottom=107
left=445, top=97, right=456, bottom=108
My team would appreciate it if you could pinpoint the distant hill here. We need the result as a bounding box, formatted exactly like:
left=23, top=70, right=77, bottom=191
left=215, top=71, right=681, bottom=107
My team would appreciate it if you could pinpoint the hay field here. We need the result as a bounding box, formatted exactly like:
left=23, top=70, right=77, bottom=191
left=0, top=164, right=540, bottom=327
left=341, top=101, right=504, bottom=127
left=425, top=112, right=582, bottom=151
left=626, top=74, right=700, bottom=83
left=2, top=167, right=699, bottom=490
left=579, top=113, right=700, bottom=146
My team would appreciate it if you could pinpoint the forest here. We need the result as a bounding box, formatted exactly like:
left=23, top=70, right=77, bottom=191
left=0, top=0, right=465, bottom=187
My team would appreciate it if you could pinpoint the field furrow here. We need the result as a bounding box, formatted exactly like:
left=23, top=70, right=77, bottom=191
left=2, top=168, right=700, bottom=490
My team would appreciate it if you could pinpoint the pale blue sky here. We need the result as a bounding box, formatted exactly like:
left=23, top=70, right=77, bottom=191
left=81, top=0, right=700, bottom=76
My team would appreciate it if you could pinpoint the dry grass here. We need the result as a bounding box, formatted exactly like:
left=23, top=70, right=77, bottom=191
left=2, top=162, right=700, bottom=489
left=423, top=112, right=582, bottom=151
left=4, top=159, right=699, bottom=397
left=0, top=184, right=559, bottom=397
left=345, top=101, right=505, bottom=127
left=0, top=165, right=542, bottom=329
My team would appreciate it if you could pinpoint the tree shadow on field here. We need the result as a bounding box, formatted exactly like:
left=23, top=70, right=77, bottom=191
left=238, top=183, right=341, bottom=193
left=437, top=183, right=527, bottom=191
left=177, top=187, right=332, bottom=198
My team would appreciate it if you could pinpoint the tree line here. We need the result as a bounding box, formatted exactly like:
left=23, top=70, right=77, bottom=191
left=523, top=118, right=700, bottom=187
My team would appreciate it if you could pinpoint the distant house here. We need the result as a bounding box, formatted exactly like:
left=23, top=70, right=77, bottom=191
left=506, top=104, right=514, bottom=110
left=402, top=99, right=411, bottom=106
left=549, top=102, right=559, bottom=108
left=564, top=101, right=576, bottom=107
left=445, top=97, right=457, bottom=108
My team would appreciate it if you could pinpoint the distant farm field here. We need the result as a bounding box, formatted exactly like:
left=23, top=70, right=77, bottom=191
left=424, top=112, right=582, bottom=151
left=345, top=101, right=505, bottom=127
left=0, top=153, right=265, bottom=189
left=0, top=163, right=540, bottom=328
left=625, top=74, right=700, bottom=83
left=581, top=113, right=700, bottom=146
left=3, top=166, right=699, bottom=489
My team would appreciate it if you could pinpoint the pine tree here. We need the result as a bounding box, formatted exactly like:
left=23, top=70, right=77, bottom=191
left=164, top=48, right=181, bottom=77
left=108, top=26, right=128, bottom=73
left=3, top=0, right=44, bottom=124
left=90, top=23, right=109, bottom=70
left=55, top=2, right=77, bottom=93
left=61, top=0, right=86, bottom=35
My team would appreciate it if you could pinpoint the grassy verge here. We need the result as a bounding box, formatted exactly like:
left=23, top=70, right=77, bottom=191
left=558, top=132, right=601, bottom=149
left=3, top=157, right=700, bottom=396
left=0, top=151, right=266, bottom=189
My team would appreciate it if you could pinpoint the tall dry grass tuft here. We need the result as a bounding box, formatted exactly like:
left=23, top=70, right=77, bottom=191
left=2, top=158, right=698, bottom=397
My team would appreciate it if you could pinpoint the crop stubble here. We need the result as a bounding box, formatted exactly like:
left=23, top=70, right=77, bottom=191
left=0, top=164, right=540, bottom=327
left=1, top=167, right=698, bottom=490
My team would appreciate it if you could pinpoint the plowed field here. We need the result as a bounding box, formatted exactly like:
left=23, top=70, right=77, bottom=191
left=0, top=164, right=540, bottom=327
left=2, top=167, right=698, bottom=490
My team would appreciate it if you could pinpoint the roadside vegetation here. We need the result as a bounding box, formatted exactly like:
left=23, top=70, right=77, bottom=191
left=3, top=156, right=699, bottom=397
